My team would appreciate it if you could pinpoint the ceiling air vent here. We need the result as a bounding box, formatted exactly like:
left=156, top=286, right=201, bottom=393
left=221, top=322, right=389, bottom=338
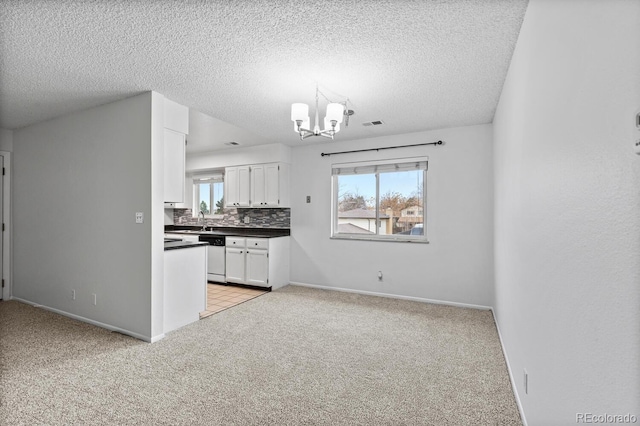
left=362, top=120, right=384, bottom=127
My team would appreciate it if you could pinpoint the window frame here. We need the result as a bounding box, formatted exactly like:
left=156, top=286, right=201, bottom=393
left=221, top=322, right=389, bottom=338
left=330, top=157, right=429, bottom=243
left=192, top=171, right=225, bottom=219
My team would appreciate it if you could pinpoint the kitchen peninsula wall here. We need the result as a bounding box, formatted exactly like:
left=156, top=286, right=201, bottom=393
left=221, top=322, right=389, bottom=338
left=173, top=207, right=290, bottom=228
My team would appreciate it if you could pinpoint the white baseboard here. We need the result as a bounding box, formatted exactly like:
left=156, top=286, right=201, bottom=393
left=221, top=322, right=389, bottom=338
left=149, top=333, right=166, bottom=343
left=288, top=281, right=492, bottom=311
left=491, top=309, right=528, bottom=426
left=9, top=296, right=157, bottom=343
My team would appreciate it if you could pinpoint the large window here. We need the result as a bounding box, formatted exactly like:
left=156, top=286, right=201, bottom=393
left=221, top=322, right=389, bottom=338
left=331, top=157, right=428, bottom=242
left=193, top=172, right=224, bottom=217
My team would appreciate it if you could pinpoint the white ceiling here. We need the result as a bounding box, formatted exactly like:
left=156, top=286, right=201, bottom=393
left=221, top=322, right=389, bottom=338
left=0, top=0, right=528, bottom=153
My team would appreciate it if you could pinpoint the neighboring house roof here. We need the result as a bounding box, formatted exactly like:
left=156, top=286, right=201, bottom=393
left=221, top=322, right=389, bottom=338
left=337, top=223, right=374, bottom=234
left=338, top=208, right=389, bottom=219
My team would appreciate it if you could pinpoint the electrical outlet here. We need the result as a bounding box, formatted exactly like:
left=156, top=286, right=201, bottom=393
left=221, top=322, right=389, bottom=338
left=92, top=293, right=97, bottom=306
left=71, top=289, right=76, bottom=300
left=377, top=271, right=383, bottom=281
left=244, top=215, right=250, bottom=224
left=306, top=195, right=311, bottom=203
left=135, top=212, right=144, bottom=224
left=524, top=369, right=529, bottom=394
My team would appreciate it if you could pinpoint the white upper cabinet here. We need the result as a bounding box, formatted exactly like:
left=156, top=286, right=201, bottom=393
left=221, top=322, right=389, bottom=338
left=225, top=167, right=237, bottom=206
left=237, top=167, right=251, bottom=206
left=163, top=98, right=188, bottom=204
left=226, top=162, right=289, bottom=208
left=250, top=164, right=266, bottom=206
left=174, top=174, right=193, bottom=209
left=225, top=166, right=250, bottom=207
left=164, top=128, right=186, bottom=203
left=264, top=163, right=285, bottom=207
left=251, top=163, right=285, bottom=207
left=164, top=98, right=189, bottom=134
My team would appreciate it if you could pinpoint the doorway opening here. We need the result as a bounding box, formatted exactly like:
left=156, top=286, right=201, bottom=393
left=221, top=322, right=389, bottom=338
left=200, top=283, right=266, bottom=319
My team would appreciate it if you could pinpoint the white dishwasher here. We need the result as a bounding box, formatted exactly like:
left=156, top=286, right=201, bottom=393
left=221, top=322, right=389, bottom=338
left=198, top=234, right=226, bottom=283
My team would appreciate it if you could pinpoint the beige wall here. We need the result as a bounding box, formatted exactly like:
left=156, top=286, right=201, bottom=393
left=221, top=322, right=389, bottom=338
left=493, top=0, right=640, bottom=423
left=12, top=93, right=157, bottom=340
left=290, top=124, right=494, bottom=307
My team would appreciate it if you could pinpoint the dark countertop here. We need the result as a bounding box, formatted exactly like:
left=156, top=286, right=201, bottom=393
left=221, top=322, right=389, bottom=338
left=165, top=226, right=290, bottom=239
left=164, top=240, right=209, bottom=251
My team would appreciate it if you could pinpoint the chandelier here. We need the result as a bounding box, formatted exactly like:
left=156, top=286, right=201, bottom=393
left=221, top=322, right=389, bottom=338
left=291, top=86, right=346, bottom=140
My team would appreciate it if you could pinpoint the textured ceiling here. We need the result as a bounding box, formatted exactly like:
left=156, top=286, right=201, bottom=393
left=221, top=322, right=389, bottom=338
left=0, top=0, right=528, bottom=152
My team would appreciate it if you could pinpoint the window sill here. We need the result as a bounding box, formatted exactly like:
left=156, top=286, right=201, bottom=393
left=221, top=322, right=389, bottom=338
left=330, top=235, right=430, bottom=244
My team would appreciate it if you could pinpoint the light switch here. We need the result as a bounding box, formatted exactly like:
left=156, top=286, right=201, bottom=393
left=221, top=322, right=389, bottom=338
left=135, top=212, right=144, bottom=224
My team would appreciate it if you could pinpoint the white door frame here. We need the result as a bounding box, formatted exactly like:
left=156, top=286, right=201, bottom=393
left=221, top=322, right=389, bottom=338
left=0, top=151, right=11, bottom=301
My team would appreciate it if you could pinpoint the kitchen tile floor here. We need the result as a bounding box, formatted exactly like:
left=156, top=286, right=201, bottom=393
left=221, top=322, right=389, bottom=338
left=200, top=283, right=267, bottom=319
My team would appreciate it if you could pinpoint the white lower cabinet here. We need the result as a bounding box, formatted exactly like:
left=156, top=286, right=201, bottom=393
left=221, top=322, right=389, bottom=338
left=225, top=237, right=268, bottom=286
left=225, top=247, right=247, bottom=284
left=225, top=236, right=289, bottom=289
left=246, top=245, right=269, bottom=286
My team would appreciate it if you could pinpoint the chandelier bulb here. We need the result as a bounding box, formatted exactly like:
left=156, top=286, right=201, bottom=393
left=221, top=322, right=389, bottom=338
left=292, top=86, right=347, bottom=140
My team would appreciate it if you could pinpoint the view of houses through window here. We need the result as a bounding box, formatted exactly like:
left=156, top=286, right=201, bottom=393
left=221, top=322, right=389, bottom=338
left=332, top=158, right=428, bottom=240
left=194, top=174, right=224, bottom=216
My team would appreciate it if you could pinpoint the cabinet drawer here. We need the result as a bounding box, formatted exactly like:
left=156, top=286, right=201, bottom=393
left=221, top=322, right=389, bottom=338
left=226, top=237, right=246, bottom=247
left=246, top=238, right=268, bottom=250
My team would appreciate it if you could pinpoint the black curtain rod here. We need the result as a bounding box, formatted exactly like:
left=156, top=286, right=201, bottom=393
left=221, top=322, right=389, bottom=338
left=320, top=140, right=444, bottom=157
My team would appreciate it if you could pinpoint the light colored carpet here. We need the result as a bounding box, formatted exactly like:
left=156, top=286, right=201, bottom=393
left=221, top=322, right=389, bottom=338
left=0, top=285, right=522, bottom=425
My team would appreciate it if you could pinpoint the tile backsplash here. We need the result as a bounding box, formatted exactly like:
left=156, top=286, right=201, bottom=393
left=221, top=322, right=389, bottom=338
left=173, top=207, right=290, bottom=228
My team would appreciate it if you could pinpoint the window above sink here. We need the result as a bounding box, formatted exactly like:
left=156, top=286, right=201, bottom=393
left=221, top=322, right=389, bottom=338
left=192, top=170, right=224, bottom=219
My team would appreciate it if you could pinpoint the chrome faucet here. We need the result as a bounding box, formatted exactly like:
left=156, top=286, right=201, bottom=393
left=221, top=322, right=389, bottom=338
left=199, top=210, right=206, bottom=231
